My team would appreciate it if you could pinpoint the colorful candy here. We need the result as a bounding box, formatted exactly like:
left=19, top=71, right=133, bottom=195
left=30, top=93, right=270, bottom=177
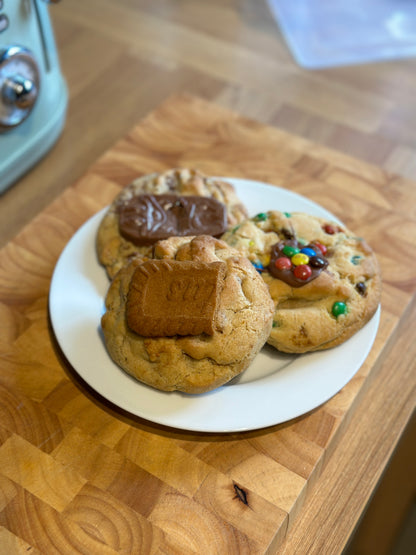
left=291, top=253, right=309, bottom=266
left=314, top=242, right=327, bottom=256
left=323, top=224, right=337, bottom=235
left=323, top=223, right=343, bottom=235
left=332, top=301, right=348, bottom=317
left=255, top=213, right=268, bottom=221
left=300, top=247, right=317, bottom=258
left=293, top=264, right=312, bottom=280
left=282, top=245, right=299, bottom=257
left=274, top=257, right=292, bottom=270
left=309, top=255, right=326, bottom=268
left=252, top=261, right=265, bottom=273
left=268, top=239, right=329, bottom=287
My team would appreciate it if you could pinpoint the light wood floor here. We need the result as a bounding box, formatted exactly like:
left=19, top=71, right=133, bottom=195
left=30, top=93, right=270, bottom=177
left=1, top=3, right=415, bottom=552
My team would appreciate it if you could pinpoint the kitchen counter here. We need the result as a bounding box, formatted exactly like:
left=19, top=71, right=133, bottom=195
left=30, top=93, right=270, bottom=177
left=0, top=93, right=415, bottom=553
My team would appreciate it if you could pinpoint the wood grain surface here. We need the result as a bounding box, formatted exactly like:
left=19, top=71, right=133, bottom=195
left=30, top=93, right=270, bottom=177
left=0, top=93, right=415, bottom=554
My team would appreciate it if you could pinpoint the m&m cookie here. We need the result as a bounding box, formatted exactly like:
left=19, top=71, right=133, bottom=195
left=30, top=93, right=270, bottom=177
left=222, top=211, right=381, bottom=353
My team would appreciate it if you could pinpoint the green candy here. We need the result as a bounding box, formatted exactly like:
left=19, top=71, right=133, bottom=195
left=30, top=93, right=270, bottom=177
left=332, top=301, right=348, bottom=318
left=254, top=212, right=268, bottom=221
left=282, top=245, right=299, bottom=257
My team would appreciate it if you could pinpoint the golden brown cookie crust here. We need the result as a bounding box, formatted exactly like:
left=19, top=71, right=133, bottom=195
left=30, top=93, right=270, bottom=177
left=96, top=168, right=248, bottom=279
left=101, top=236, right=274, bottom=393
left=221, top=211, right=382, bottom=353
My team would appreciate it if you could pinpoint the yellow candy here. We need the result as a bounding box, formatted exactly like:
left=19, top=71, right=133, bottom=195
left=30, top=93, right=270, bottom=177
left=291, top=253, right=309, bottom=266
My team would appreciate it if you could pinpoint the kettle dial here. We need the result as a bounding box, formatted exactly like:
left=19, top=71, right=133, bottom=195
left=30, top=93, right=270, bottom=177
left=0, top=46, right=40, bottom=130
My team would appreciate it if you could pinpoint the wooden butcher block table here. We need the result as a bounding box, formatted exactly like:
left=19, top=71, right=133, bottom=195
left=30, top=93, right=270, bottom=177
left=0, top=95, right=415, bottom=554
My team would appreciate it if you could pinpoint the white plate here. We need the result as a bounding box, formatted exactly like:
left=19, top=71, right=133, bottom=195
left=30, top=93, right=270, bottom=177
left=49, top=178, right=380, bottom=433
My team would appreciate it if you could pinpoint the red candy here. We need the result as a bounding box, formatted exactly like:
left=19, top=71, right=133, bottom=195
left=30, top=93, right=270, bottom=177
left=323, top=224, right=336, bottom=235
left=314, top=242, right=327, bottom=256
left=274, top=257, right=292, bottom=270
left=293, top=264, right=312, bottom=280
left=323, top=224, right=343, bottom=235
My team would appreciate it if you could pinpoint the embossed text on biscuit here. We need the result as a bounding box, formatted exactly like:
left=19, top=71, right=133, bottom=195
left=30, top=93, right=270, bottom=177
left=126, top=259, right=226, bottom=337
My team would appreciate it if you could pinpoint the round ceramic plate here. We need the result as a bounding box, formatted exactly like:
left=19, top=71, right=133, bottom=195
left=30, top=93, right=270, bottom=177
left=49, top=178, right=380, bottom=433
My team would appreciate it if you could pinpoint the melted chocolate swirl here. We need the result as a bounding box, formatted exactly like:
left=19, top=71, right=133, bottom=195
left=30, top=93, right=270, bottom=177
left=268, top=239, right=329, bottom=287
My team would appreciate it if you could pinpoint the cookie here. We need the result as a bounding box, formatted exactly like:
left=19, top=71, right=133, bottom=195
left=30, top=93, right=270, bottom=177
left=101, top=236, right=274, bottom=393
left=221, top=211, right=382, bottom=353
left=96, top=168, right=248, bottom=278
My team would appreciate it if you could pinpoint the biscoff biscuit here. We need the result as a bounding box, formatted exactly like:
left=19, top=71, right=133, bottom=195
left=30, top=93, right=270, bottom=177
left=96, top=168, right=248, bottom=279
left=221, top=210, right=381, bottom=353
left=101, top=236, right=274, bottom=393
left=126, top=259, right=226, bottom=337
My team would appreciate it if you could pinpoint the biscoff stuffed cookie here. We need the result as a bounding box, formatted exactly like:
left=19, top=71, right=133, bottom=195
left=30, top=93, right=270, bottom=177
left=221, top=211, right=381, bottom=354
left=96, top=168, right=248, bottom=278
left=101, top=235, right=274, bottom=393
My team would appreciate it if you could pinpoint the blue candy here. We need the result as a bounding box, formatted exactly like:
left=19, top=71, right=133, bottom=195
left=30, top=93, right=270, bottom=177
left=300, top=247, right=317, bottom=258
left=252, top=261, right=264, bottom=273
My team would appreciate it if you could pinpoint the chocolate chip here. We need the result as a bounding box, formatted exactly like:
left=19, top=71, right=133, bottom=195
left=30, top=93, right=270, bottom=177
left=356, top=282, right=367, bottom=296
left=281, top=228, right=294, bottom=240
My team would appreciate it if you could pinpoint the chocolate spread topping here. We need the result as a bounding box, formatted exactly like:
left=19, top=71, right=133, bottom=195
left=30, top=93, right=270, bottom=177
left=118, top=194, right=227, bottom=246
left=268, top=239, right=329, bottom=287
